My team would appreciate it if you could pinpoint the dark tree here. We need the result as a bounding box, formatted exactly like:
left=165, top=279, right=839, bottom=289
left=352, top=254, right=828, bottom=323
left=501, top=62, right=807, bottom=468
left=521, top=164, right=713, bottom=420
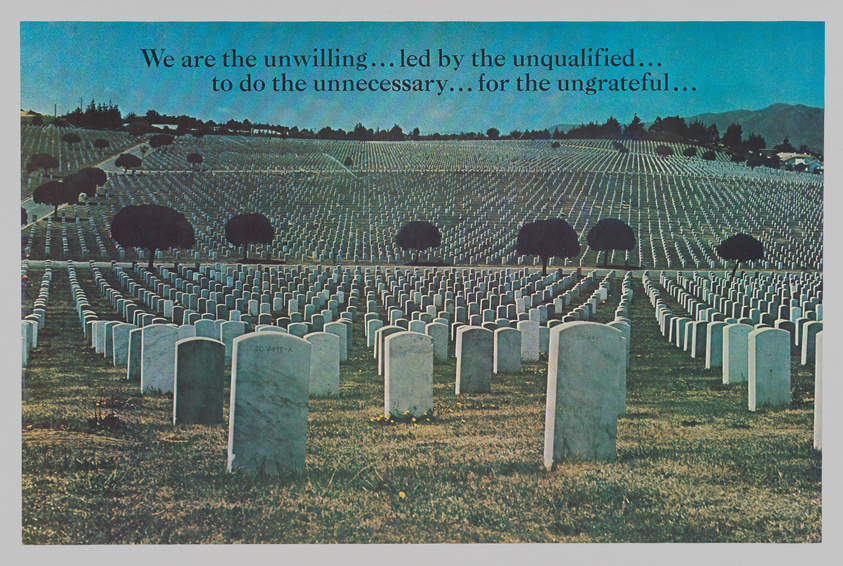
left=33, top=181, right=68, bottom=217
left=486, top=127, right=500, bottom=140
left=388, top=124, right=404, bottom=141
left=224, top=213, right=275, bottom=261
left=721, top=123, right=743, bottom=150
left=745, top=133, right=766, bottom=152
left=774, top=136, right=796, bottom=153
left=62, top=132, right=82, bottom=147
left=706, top=124, right=720, bottom=144
left=186, top=153, right=203, bottom=171
left=63, top=172, right=98, bottom=203
left=396, top=221, right=442, bottom=264
left=149, top=134, right=175, bottom=151
left=78, top=167, right=107, bottom=188
left=623, top=114, right=646, bottom=140
left=746, top=156, right=765, bottom=168
left=110, top=204, right=196, bottom=270
left=731, top=154, right=746, bottom=163
left=687, top=119, right=708, bottom=142
left=551, top=141, right=560, bottom=148
left=586, top=218, right=636, bottom=267
left=93, top=138, right=110, bottom=152
left=716, top=233, right=763, bottom=282
left=25, top=153, right=59, bottom=175
left=702, top=150, right=717, bottom=161
left=516, top=218, right=581, bottom=276
left=682, top=146, right=697, bottom=157
left=343, top=156, right=353, bottom=167
left=655, top=144, right=674, bottom=157
left=115, top=153, right=143, bottom=174
left=21, top=207, right=28, bottom=226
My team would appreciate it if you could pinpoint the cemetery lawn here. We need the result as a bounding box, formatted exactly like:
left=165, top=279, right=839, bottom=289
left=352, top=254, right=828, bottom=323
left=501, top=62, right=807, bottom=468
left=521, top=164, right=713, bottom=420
left=21, top=266, right=821, bottom=544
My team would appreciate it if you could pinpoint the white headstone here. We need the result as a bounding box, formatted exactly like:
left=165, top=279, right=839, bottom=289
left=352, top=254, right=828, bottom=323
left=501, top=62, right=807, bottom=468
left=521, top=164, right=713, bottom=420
left=425, top=322, right=449, bottom=363
left=455, top=326, right=493, bottom=394
left=494, top=327, right=521, bottom=374
left=227, top=332, right=311, bottom=474
left=516, top=319, right=540, bottom=362
left=722, top=323, right=753, bottom=384
left=544, top=322, right=623, bottom=467
left=384, top=331, right=434, bottom=417
left=112, top=323, right=138, bottom=366
left=748, top=327, right=791, bottom=411
left=323, top=321, right=348, bottom=362
left=140, top=324, right=179, bottom=394
left=304, top=332, right=340, bottom=396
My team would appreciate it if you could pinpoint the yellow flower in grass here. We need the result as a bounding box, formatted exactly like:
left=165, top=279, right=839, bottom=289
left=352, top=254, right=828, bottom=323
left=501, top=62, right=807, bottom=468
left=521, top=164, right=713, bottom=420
left=399, top=491, right=406, bottom=499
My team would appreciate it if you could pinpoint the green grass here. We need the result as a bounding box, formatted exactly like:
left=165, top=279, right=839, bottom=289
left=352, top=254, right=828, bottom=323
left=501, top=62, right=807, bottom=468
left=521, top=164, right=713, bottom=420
left=21, top=266, right=821, bottom=543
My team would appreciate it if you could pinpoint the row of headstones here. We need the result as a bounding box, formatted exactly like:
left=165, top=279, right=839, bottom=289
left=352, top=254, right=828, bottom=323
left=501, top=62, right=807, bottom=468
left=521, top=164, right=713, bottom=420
left=112, top=324, right=345, bottom=401
left=672, top=270, right=822, bottom=325
left=21, top=261, right=53, bottom=368
left=116, top=261, right=362, bottom=329
left=116, top=261, right=593, bottom=346
left=642, top=272, right=821, bottom=411
left=223, top=319, right=630, bottom=474
left=371, top=269, right=588, bottom=337
left=365, top=269, right=614, bottom=372
left=106, top=151, right=821, bottom=270
left=655, top=270, right=822, bottom=366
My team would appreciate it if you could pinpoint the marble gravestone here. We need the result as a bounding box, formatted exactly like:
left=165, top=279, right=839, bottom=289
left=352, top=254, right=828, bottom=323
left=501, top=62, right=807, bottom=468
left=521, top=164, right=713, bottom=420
left=173, top=338, right=225, bottom=425
left=384, top=331, right=434, bottom=418
left=722, top=323, right=753, bottom=384
left=455, top=326, right=493, bottom=394
left=227, top=332, right=311, bottom=474
left=140, top=324, right=179, bottom=394
left=304, top=332, right=341, bottom=396
left=494, top=327, right=521, bottom=374
left=544, top=322, right=624, bottom=468
left=748, top=327, right=790, bottom=411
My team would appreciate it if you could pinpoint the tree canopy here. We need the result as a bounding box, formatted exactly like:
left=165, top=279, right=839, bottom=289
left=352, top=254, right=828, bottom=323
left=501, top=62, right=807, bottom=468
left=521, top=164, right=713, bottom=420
left=186, top=153, right=203, bottom=171
left=62, top=172, right=98, bottom=201
left=516, top=218, right=580, bottom=276
left=115, top=153, right=143, bottom=174
left=25, top=153, right=59, bottom=175
left=655, top=145, right=674, bottom=157
left=62, top=132, right=81, bottom=146
left=224, top=213, right=275, bottom=261
left=78, top=167, right=107, bottom=187
left=33, top=181, right=73, bottom=217
left=721, top=123, right=743, bottom=150
left=716, top=233, right=763, bottom=282
left=149, top=134, right=175, bottom=151
left=586, top=218, right=636, bottom=267
left=396, top=221, right=442, bottom=263
left=110, top=204, right=196, bottom=269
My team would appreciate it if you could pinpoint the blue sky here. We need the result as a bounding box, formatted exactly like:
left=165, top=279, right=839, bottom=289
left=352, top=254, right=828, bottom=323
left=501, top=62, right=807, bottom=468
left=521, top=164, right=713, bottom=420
left=20, top=21, right=823, bottom=133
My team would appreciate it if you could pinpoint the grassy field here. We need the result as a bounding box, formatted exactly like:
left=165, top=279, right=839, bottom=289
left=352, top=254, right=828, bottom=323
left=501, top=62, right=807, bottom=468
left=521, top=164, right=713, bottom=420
left=20, top=264, right=821, bottom=544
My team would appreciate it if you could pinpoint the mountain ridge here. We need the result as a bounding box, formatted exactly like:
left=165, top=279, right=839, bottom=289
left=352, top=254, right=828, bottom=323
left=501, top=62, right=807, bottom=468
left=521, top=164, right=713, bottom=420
left=550, top=103, right=824, bottom=153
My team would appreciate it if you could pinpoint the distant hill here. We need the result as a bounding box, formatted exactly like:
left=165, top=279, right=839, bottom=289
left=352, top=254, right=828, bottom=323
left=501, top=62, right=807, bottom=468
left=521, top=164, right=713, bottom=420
left=550, top=103, right=824, bottom=154
left=684, top=103, right=823, bottom=154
